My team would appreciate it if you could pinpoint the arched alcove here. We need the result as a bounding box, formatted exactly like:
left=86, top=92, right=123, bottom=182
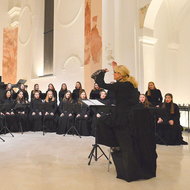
left=142, top=0, right=190, bottom=104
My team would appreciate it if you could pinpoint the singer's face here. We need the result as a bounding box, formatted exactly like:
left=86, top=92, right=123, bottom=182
left=34, top=92, right=40, bottom=99
left=80, top=92, right=86, bottom=99
left=65, top=92, right=71, bottom=99
left=100, top=92, right=106, bottom=99
left=165, top=95, right=172, bottom=103
left=18, top=92, right=24, bottom=99
left=139, top=95, right=146, bottom=103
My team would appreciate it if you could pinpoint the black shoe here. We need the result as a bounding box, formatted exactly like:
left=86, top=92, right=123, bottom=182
left=181, top=140, right=188, bottom=145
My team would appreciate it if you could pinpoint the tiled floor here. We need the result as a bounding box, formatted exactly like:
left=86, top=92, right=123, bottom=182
left=0, top=132, right=189, bottom=190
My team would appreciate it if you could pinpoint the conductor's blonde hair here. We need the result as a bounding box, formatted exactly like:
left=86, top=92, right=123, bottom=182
left=114, top=65, right=138, bottom=88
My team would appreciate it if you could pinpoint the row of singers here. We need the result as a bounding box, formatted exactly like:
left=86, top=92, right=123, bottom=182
left=1, top=81, right=162, bottom=106
left=0, top=87, right=187, bottom=145
left=0, top=89, right=113, bottom=136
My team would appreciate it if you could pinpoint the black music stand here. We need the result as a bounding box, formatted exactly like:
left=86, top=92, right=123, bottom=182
left=148, top=107, right=168, bottom=145
left=38, top=102, right=50, bottom=136
left=82, top=99, right=115, bottom=165
left=14, top=103, right=29, bottom=134
left=64, top=117, right=81, bottom=138
left=30, top=101, right=44, bottom=135
left=0, top=104, right=14, bottom=137
left=41, top=102, right=57, bottom=136
left=63, top=103, right=81, bottom=138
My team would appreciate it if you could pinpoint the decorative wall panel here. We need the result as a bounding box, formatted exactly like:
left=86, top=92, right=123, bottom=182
left=2, top=27, right=18, bottom=84
left=84, top=0, right=102, bottom=94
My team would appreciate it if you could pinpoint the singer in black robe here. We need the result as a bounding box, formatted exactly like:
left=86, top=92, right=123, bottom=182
left=58, top=83, right=68, bottom=102
left=56, top=91, right=74, bottom=135
left=72, top=81, right=84, bottom=102
left=145, top=82, right=162, bottom=106
left=94, top=63, right=157, bottom=182
left=75, top=91, right=91, bottom=136
left=156, top=93, right=188, bottom=145
left=91, top=90, right=117, bottom=147
left=30, top=84, right=42, bottom=101
left=43, top=90, right=57, bottom=132
left=89, top=83, right=102, bottom=99
left=2, top=90, right=18, bottom=132
left=45, top=83, right=57, bottom=102
left=14, top=90, right=30, bottom=132
left=17, top=83, right=29, bottom=101
left=30, top=91, right=43, bottom=131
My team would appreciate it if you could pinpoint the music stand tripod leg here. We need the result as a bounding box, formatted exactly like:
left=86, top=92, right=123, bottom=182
left=88, top=145, right=96, bottom=165
left=4, top=117, right=14, bottom=137
left=0, top=136, right=5, bottom=142
left=42, top=117, right=45, bottom=136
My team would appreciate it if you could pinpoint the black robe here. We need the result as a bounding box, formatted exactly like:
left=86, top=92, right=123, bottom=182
left=74, top=101, right=91, bottom=136
left=145, top=89, right=162, bottom=106
left=43, top=100, right=57, bottom=132
left=89, top=89, right=101, bottom=99
left=14, top=100, right=30, bottom=132
left=0, top=98, right=18, bottom=133
left=58, top=89, right=67, bottom=102
left=91, top=98, right=117, bottom=147
left=95, top=71, right=157, bottom=182
left=72, top=89, right=84, bottom=102
left=156, top=103, right=187, bottom=145
left=29, top=99, right=43, bottom=131
left=56, top=100, right=74, bottom=134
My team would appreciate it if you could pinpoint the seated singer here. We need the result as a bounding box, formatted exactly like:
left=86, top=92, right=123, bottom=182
left=92, top=61, right=157, bottom=182
left=156, top=93, right=188, bottom=145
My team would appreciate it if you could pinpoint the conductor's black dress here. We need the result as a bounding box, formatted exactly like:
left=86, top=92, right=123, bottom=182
left=95, top=71, right=157, bottom=182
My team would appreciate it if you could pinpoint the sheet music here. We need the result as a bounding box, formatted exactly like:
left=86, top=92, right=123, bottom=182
left=82, top=99, right=105, bottom=106
left=89, top=99, right=105, bottom=105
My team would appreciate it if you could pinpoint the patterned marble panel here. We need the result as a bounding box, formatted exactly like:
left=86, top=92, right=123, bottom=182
left=2, top=27, right=18, bottom=84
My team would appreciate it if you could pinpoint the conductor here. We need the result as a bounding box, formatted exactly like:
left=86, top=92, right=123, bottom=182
left=92, top=61, right=157, bottom=182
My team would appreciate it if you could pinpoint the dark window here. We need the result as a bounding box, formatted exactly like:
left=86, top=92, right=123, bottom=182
left=44, top=0, right=54, bottom=75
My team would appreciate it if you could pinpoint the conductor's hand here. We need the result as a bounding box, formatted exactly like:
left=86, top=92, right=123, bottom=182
left=103, top=68, right=109, bottom=72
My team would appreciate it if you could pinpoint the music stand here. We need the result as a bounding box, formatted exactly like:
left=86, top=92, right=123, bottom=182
left=0, top=104, right=14, bottom=137
left=148, top=107, right=168, bottom=145
left=63, top=103, right=81, bottom=138
left=64, top=117, right=81, bottom=138
left=82, top=99, right=114, bottom=165
left=14, top=103, right=29, bottom=134
left=30, top=101, right=44, bottom=135
left=39, top=102, right=48, bottom=136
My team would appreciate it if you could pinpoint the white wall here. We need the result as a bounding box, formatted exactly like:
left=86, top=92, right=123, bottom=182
left=102, top=0, right=139, bottom=85
left=177, top=11, right=190, bottom=104
left=147, top=0, right=190, bottom=104
left=0, top=0, right=151, bottom=97
left=24, top=0, right=85, bottom=94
